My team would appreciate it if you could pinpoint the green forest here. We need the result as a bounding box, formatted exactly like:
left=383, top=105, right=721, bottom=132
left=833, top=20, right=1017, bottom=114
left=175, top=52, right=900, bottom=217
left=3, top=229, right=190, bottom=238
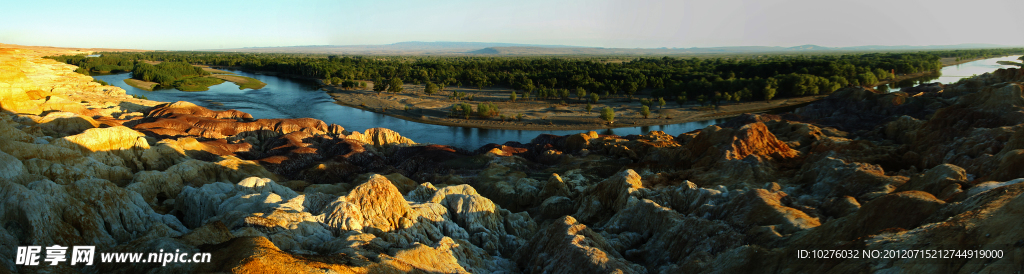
left=50, top=55, right=227, bottom=91
left=51, top=54, right=134, bottom=74
left=49, top=48, right=1024, bottom=102
left=130, top=61, right=221, bottom=91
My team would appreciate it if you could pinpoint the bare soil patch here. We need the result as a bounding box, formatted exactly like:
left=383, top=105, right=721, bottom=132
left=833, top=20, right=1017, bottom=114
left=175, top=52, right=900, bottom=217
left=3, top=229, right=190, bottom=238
left=210, top=74, right=267, bottom=90
left=198, top=65, right=234, bottom=74
left=123, top=78, right=157, bottom=91
left=328, top=84, right=824, bottom=130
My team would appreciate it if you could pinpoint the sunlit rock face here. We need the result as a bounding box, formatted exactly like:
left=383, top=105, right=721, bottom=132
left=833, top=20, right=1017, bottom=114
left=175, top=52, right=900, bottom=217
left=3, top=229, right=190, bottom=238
left=4, top=45, right=1024, bottom=274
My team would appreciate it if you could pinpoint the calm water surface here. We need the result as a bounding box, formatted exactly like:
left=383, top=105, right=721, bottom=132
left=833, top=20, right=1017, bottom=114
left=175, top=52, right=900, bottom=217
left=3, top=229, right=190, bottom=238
left=883, top=55, right=1022, bottom=92
left=92, top=71, right=725, bottom=149
left=93, top=56, right=1016, bottom=149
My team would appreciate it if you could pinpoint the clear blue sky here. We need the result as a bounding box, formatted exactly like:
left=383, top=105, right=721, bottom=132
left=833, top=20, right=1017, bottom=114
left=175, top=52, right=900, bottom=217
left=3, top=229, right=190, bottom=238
left=2, top=0, right=1022, bottom=50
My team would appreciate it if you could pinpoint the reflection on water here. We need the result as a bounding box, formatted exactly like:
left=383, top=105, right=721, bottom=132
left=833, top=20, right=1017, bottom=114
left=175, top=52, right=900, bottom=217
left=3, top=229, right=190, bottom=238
left=884, top=71, right=942, bottom=91
left=886, top=55, right=1022, bottom=92
left=95, top=55, right=1018, bottom=149
left=93, top=70, right=727, bottom=149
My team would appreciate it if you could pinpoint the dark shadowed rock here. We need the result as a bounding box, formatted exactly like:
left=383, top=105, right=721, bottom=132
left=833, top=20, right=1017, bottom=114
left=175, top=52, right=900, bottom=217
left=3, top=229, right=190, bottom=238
left=901, top=82, right=944, bottom=97
left=513, top=216, right=644, bottom=274
left=897, top=163, right=967, bottom=200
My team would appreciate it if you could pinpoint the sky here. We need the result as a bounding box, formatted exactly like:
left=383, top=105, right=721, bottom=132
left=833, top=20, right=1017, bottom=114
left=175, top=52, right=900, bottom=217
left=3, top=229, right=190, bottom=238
left=2, top=0, right=1023, bottom=50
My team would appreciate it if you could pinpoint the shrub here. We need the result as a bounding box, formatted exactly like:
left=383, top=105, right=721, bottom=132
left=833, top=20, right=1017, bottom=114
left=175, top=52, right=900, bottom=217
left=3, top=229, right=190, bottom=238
left=341, top=79, right=359, bottom=89
left=640, top=105, right=651, bottom=119
left=451, top=103, right=474, bottom=119
left=600, top=107, right=614, bottom=123
left=461, top=103, right=472, bottom=119
left=477, top=102, right=499, bottom=118
left=387, top=78, right=404, bottom=93
left=425, top=82, right=438, bottom=95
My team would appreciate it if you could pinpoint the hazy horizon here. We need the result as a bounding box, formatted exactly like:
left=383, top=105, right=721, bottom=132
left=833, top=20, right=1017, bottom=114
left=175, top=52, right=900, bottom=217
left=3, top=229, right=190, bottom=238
left=3, top=0, right=1023, bottom=50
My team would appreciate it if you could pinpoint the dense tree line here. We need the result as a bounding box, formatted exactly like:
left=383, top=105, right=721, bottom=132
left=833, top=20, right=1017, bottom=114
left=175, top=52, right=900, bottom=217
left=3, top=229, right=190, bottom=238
left=48, top=54, right=134, bottom=74
left=49, top=48, right=1024, bottom=104
left=931, top=48, right=1024, bottom=61
left=131, top=61, right=210, bottom=86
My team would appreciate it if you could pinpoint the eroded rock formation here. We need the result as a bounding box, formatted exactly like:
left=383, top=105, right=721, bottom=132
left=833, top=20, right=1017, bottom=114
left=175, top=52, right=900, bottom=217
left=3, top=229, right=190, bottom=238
left=3, top=45, right=1024, bottom=273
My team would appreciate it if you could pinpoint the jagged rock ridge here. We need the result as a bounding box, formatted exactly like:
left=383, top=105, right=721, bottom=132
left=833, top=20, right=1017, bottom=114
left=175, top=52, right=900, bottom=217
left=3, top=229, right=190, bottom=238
left=2, top=45, right=1024, bottom=273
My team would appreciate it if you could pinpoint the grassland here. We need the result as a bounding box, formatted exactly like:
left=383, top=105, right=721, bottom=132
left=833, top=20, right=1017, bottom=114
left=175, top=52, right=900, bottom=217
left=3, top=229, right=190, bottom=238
left=210, top=74, right=267, bottom=90
left=200, top=66, right=235, bottom=74
left=174, top=77, right=226, bottom=92
left=123, top=78, right=157, bottom=91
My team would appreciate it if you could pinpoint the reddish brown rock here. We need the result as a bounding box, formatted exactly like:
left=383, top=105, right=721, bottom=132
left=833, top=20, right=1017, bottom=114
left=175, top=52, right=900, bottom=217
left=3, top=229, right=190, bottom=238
left=684, top=122, right=798, bottom=168
left=476, top=144, right=529, bottom=157
left=147, top=101, right=253, bottom=120
left=723, top=122, right=799, bottom=161
left=390, top=144, right=469, bottom=182
left=346, top=127, right=415, bottom=146
left=563, top=131, right=599, bottom=152
left=135, top=114, right=330, bottom=140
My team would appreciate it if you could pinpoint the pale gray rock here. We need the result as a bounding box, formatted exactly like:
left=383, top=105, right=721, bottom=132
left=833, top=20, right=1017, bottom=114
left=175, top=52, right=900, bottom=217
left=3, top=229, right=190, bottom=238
left=322, top=197, right=365, bottom=234
left=573, top=169, right=649, bottom=224
left=406, top=182, right=439, bottom=203
left=0, top=178, right=186, bottom=248
left=537, top=196, right=575, bottom=220
left=967, top=178, right=1024, bottom=197
left=0, top=150, right=24, bottom=181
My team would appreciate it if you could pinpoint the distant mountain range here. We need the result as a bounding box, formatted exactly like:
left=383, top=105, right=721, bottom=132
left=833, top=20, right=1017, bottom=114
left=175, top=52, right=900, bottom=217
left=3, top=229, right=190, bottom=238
left=207, top=42, right=1020, bottom=56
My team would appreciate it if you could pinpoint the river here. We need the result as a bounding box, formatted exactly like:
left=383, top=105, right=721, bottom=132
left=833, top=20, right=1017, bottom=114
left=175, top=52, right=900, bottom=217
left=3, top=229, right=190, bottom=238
left=92, top=55, right=1018, bottom=149
left=882, top=55, right=1022, bottom=92
left=92, top=72, right=726, bottom=149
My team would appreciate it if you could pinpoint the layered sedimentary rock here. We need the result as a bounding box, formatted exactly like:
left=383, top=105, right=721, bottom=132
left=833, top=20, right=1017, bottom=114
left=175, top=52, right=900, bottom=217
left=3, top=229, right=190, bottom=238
left=3, top=45, right=1024, bottom=274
